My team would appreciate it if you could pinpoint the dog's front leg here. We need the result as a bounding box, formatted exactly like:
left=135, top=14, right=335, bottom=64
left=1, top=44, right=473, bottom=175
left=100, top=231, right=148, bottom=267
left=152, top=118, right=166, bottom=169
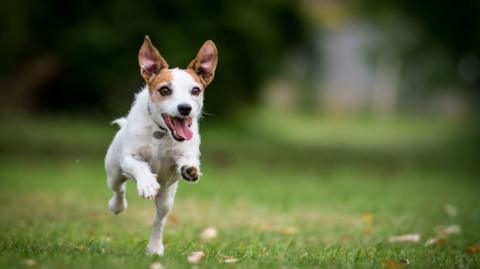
left=176, top=149, right=201, bottom=182
left=120, top=154, right=160, bottom=199
left=146, top=181, right=178, bottom=256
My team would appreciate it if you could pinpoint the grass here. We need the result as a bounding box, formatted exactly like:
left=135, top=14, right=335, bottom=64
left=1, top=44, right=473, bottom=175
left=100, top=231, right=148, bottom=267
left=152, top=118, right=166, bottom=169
left=0, top=114, right=479, bottom=268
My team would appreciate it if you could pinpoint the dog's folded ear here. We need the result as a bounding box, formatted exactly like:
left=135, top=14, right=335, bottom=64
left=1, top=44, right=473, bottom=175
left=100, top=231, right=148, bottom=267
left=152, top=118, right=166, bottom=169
left=188, top=40, right=218, bottom=86
left=138, top=36, right=169, bottom=81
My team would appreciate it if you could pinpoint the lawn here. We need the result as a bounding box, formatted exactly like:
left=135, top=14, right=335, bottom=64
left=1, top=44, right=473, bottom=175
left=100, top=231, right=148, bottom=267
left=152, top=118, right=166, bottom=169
left=0, top=114, right=479, bottom=268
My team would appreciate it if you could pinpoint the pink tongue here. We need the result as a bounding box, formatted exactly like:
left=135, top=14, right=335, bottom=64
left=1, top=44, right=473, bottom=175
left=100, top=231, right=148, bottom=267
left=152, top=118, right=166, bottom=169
left=173, top=118, right=193, bottom=140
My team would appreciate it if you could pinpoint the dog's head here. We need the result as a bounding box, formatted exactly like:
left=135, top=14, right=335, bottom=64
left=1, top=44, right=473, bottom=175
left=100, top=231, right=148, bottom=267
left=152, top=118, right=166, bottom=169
left=138, top=36, right=218, bottom=142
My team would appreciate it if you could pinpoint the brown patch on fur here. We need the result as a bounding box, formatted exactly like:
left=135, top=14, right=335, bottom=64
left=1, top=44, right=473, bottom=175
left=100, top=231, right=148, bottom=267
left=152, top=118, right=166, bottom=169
left=148, top=69, right=173, bottom=102
left=185, top=68, right=206, bottom=87
left=138, top=36, right=169, bottom=82
left=187, top=40, right=218, bottom=86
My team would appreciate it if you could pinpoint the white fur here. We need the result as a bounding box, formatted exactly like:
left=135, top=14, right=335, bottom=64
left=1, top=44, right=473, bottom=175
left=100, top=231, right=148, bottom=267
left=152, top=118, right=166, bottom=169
left=105, top=69, right=203, bottom=256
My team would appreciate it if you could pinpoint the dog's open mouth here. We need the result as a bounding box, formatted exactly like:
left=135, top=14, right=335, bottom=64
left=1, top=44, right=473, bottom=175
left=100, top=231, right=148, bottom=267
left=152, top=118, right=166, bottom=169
left=161, top=113, right=193, bottom=142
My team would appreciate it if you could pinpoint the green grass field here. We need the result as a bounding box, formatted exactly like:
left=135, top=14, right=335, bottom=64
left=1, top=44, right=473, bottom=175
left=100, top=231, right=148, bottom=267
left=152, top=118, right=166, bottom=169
left=0, top=115, right=479, bottom=268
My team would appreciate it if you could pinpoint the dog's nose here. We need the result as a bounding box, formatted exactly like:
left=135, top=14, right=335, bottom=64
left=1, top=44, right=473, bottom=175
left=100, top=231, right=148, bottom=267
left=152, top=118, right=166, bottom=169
left=177, top=104, right=192, bottom=116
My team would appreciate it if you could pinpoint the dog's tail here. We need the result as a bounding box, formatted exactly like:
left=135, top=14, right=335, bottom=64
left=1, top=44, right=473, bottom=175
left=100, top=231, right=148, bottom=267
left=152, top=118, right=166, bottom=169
left=112, top=117, right=127, bottom=129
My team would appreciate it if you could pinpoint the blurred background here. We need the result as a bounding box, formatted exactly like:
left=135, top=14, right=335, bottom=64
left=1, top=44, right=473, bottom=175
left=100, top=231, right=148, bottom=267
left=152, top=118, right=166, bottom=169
left=1, top=0, right=479, bottom=190
left=1, top=0, right=479, bottom=177
left=1, top=0, right=480, bottom=267
left=1, top=0, right=479, bottom=119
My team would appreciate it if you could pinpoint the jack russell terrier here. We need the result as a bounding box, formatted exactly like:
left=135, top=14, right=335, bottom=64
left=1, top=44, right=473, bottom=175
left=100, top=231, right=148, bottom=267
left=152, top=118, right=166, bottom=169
left=105, top=36, right=218, bottom=256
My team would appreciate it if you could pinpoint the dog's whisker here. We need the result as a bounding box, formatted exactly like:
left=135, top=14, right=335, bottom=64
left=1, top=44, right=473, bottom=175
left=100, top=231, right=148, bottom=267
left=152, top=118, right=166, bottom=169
left=202, top=111, right=216, bottom=116
left=200, top=111, right=216, bottom=120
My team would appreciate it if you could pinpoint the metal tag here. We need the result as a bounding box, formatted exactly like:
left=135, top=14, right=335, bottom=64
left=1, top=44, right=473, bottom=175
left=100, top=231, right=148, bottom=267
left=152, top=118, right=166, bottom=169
left=153, top=131, right=165, bottom=139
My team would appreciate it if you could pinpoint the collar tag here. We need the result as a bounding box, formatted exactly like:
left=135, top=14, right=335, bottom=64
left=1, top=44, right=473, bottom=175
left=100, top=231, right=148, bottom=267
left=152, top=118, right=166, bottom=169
left=153, top=131, right=165, bottom=139
left=148, top=103, right=168, bottom=139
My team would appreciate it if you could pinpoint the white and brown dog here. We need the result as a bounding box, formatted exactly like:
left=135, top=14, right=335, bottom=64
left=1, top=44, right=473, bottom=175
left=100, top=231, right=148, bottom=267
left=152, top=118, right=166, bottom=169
left=105, top=36, right=217, bottom=256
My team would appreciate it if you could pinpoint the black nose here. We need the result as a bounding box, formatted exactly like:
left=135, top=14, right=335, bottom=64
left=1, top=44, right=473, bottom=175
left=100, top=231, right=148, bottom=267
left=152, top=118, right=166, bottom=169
left=177, top=104, right=192, bottom=116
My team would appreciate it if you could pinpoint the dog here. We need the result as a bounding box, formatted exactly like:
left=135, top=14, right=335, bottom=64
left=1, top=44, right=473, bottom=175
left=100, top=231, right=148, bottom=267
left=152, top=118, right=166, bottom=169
left=105, top=36, right=217, bottom=256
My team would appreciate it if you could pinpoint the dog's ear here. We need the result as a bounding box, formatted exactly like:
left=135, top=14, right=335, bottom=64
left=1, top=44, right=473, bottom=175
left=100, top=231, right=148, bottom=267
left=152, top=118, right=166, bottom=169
left=187, top=40, right=218, bottom=86
left=138, top=36, right=168, bottom=81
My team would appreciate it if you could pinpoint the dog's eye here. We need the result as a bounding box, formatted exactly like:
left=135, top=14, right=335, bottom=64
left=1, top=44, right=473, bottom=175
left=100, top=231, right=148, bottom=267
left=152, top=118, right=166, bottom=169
left=158, top=86, right=172, bottom=96
left=191, top=87, right=201, bottom=96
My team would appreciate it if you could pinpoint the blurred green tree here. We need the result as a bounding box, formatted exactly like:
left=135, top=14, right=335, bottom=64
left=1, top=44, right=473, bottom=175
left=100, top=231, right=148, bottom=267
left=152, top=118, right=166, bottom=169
left=0, top=0, right=308, bottom=117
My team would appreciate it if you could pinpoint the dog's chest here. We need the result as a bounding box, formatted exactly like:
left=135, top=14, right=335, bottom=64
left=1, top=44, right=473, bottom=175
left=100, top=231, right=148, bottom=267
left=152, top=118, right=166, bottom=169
left=139, top=137, right=178, bottom=185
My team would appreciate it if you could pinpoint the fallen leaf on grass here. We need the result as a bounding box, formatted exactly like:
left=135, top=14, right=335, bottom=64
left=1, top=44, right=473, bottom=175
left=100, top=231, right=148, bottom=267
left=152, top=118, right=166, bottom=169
left=361, top=213, right=374, bottom=225
left=382, top=259, right=410, bottom=269
left=424, top=224, right=461, bottom=246
left=167, top=214, right=179, bottom=225
left=443, top=204, right=458, bottom=217
left=465, top=246, right=480, bottom=255
left=436, top=224, right=461, bottom=238
left=382, top=260, right=402, bottom=269
left=187, top=251, right=206, bottom=264
left=361, top=213, right=374, bottom=236
left=257, top=224, right=298, bottom=235
left=100, top=235, right=112, bottom=242
left=24, top=259, right=36, bottom=267
left=149, top=261, right=164, bottom=269
left=424, top=238, right=447, bottom=247
left=388, top=234, right=420, bottom=243
left=223, top=256, right=238, bottom=264
left=200, top=227, right=217, bottom=241
left=278, top=226, right=298, bottom=235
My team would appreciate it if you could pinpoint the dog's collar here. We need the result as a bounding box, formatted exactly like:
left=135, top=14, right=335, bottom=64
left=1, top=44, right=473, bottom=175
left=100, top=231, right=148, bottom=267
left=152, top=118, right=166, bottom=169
left=148, top=103, right=168, bottom=139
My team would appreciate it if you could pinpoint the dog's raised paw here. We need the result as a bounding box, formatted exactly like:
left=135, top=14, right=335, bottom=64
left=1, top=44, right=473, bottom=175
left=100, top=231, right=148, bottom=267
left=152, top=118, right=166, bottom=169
left=137, top=179, right=160, bottom=199
left=181, top=166, right=199, bottom=182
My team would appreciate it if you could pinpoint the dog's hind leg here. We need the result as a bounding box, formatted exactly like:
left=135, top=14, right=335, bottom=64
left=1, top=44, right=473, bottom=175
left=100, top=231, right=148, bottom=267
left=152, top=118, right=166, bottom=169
left=146, top=181, right=178, bottom=256
left=107, top=173, right=128, bottom=214
left=105, top=131, right=129, bottom=214
left=106, top=155, right=128, bottom=214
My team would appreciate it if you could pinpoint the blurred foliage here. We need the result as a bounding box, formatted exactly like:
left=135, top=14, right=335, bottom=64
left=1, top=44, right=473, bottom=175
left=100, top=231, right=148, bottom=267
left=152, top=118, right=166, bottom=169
left=354, top=0, right=480, bottom=56
left=351, top=0, right=480, bottom=106
left=0, top=0, right=308, bottom=117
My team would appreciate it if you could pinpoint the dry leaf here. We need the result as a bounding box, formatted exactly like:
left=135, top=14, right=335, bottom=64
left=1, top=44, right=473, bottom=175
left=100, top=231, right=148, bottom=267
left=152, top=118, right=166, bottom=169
left=382, top=260, right=401, bottom=269
left=382, top=259, right=409, bottom=269
left=388, top=233, right=420, bottom=243
left=279, top=226, right=298, bottom=235
left=149, top=261, right=164, bottom=269
left=100, top=235, right=112, bottom=242
left=444, top=204, right=458, bottom=217
left=168, top=214, right=179, bottom=225
left=223, top=256, right=238, bottom=264
left=200, top=227, right=218, bottom=241
left=361, top=213, right=374, bottom=225
left=24, top=259, right=36, bottom=267
left=187, top=251, right=206, bottom=264
left=436, top=224, right=461, bottom=238
left=424, top=238, right=447, bottom=247
left=361, top=213, right=374, bottom=236
left=465, top=246, right=480, bottom=255
left=258, top=224, right=298, bottom=235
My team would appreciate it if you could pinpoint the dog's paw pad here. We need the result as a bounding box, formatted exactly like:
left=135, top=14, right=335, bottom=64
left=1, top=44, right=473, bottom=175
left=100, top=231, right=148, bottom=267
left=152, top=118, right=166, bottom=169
left=181, top=166, right=199, bottom=182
